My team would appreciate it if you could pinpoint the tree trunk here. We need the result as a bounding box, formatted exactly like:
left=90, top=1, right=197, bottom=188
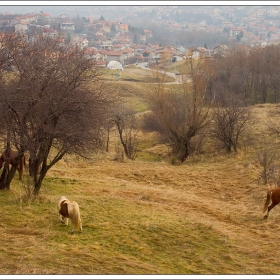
left=33, top=155, right=49, bottom=195
left=180, top=138, right=192, bottom=164
left=28, top=157, right=38, bottom=178
left=4, top=163, right=17, bottom=189
left=174, top=137, right=192, bottom=164
left=29, top=156, right=43, bottom=195
left=180, top=142, right=190, bottom=163
left=33, top=175, right=44, bottom=195
left=31, top=143, right=56, bottom=195
left=115, top=120, right=130, bottom=159
left=106, top=126, right=110, bottom=152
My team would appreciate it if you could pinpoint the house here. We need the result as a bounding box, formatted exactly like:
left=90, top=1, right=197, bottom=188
left=144, top=29, right=152, bottom=37
left=131, top=44, right=145, bottom=55
left=36, top=13, right=50, bottom=23
left=122, top=48, right=135, bottom=61
left=221, top=21, right=233, bottom=28
left=75, top=38, right=89, bottom=49
left=104, top=50, right=124, bottom=65
left=148, top=44, right=160, bottom=49
left=95, top=30, right=104, bottom=37
left=149, top=46, right=179, bottom=64
left=99, top=39, right=113, bottom=51
left=229, top=27, right=246, bottom=37
left=113, top=44, right=125, bottom=51
left=10, top=18, right=20, bottom=25
left=17, top=14, right=37, bottom=24
left=0, top=19, right=11, bottom=29
left=60, top=22, right=75, bottom=30
left=14, top=22, right=28, bottom=33
left=213, top=45, right=230, bottom=57
left=191, top=47, right=211, bottom=59
left=84, top=47, right=101, bottom=61
left=59, top=14, right=70, bottom=19
left=176, top=46, right=186, bottom=55
left=102, top=25, right=111, bottom=33
left=119, top=23, right=129, bottom=31
left=98, top=50, right=108, bottom=62
left=117, top=39, right=131, bottom=46
left=85, top=17, right=95, bottom=24
left=140, top=35, right=147, bottom=43
left=42, top=28, right=58, bottom=40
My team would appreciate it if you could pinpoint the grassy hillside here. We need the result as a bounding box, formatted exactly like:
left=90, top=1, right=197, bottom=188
left=1, top=67, right=280, bottom=275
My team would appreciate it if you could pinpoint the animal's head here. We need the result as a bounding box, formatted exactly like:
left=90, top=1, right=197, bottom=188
left=59, top=196, right=67, bottom=202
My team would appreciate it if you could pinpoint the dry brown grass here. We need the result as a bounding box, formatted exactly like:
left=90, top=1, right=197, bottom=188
left=2, top=142, right=280, bottom=275
left=2, top=80, right=280, bottom=275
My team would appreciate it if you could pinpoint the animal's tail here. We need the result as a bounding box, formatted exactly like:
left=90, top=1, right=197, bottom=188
left=263, top=189, right=272, bottom=213
left=73, top=202, right=82, bottom=232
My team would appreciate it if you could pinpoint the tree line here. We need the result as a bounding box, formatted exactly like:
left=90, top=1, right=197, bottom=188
left=206, top=45, right=280, bottom=105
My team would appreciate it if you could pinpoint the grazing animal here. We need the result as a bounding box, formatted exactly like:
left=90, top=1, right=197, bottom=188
left=57, top=196, right=82, bottom=233
left=263, top=187, right=280, bottom=219
left=0, top=149, right=26, bottom=180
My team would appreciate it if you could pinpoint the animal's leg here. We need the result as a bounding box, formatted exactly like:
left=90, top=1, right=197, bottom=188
left=18, top=166, right=22, bottom=180
left=59, top=214, right=68, bottom=225
left=59, top=214, right=64, bottom=223
left=264, top=203, right=276, bottom=219
left=63, top=217, right=68, bottom=225
left=264, top=210, right=269, bottom=219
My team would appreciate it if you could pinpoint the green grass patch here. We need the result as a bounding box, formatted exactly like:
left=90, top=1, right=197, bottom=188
left=136, top=140, right=165, bottom=162
left=0, top=175, right=239, bottom=274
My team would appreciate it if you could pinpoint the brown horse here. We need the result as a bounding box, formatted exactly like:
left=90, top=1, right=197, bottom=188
left=0, top=150, right=26, bottom=180
left=263, top=187, right=280, bottom=219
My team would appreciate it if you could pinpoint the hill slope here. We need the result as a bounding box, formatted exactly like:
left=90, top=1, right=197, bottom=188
left=1, top=70, right=280, bottom=275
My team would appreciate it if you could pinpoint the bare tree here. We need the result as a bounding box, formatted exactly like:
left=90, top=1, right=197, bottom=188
left=114, top=104, right=140, bottom=160
left=249, top=47, right=271, bottom=104
left=256, top=145, right=279, bottom=185
left=265, top=45, right=280, bottom=103
left=206, top=45, right=280, bottom=106
left=206, top=50, right=254, bottom=105
left=210, top=95, right=251, bottom=153
left=145, top=54, right=212, bottom=164
left=0, top=33, right=116, bottom=194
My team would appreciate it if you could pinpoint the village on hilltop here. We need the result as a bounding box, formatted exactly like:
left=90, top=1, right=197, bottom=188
left=0, top=6, right=280, bottom=67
